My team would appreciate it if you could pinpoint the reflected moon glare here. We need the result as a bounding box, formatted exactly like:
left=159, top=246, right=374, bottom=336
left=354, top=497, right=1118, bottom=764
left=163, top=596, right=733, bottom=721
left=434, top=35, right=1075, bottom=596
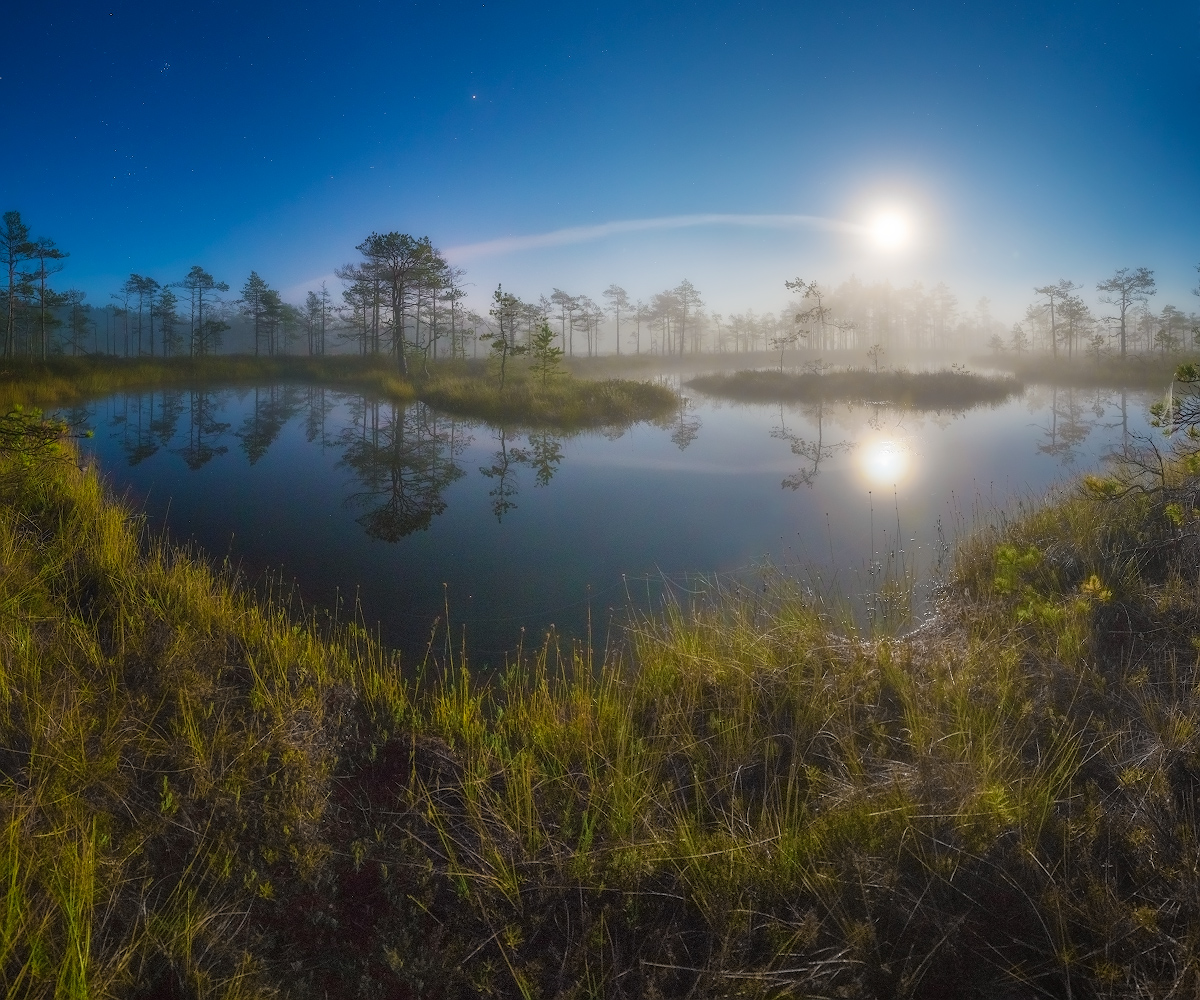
left=859, top=439, right=911, bottom=485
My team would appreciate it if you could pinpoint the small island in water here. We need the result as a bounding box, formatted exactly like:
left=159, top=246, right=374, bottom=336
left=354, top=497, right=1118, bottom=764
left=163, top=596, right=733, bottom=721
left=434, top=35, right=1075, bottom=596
left=687, top=365, right=1024, bottom=410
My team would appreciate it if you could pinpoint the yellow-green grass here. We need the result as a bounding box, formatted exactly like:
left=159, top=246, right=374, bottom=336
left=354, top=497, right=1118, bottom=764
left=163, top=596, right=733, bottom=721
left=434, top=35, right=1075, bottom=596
left=4, top=409, right=1200, bottom=997
left=0, top=408, right=407, bottom=998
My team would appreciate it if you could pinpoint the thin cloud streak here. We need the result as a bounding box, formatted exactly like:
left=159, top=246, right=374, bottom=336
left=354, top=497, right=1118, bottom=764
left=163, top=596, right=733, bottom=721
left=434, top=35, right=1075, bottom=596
left=446, top=214, right=866, bottom=260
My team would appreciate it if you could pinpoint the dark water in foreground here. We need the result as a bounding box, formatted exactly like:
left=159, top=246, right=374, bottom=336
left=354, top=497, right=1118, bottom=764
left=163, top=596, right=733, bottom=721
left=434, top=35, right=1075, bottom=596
left=70, top=382, right=1157, bottom=663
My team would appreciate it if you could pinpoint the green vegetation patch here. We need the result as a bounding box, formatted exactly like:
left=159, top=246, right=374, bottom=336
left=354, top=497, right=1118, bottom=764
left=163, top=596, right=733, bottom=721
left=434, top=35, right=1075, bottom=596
left=688, top=366, right=1024, bottom=410
left=6, top=408, right=1200, bottom=998
left=418, top=371, right=677, bottom=428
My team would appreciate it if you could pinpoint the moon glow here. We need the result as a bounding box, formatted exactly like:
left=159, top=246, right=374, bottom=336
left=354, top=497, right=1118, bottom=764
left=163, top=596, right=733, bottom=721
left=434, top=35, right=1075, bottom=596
left=869, top=210, right=913, bottom=251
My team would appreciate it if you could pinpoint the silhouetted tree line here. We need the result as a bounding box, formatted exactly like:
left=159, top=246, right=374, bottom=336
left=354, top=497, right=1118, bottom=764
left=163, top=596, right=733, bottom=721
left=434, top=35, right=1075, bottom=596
left=1, top=211, right=243, bottom=359
left=999, top=268, right=1200, bottom=361
left=5, top=208, right=1199, bottom=361
left=2, top=211, right=69, bottom=359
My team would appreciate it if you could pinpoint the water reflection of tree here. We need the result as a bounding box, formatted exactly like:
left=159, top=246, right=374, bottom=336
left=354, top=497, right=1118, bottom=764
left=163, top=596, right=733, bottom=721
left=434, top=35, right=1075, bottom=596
left=771, top=401, right=851, bottom=489
left=152, top=391, right=185, bottom=449
left=479, top=428, right=565, bottom=521
left=111, top=390, right=189, bottom=466
left=80, top=384, right=575, bottom=536
left=480, top=428, right=521, bottom=521
left=173, top=390, right=231, bottom=470
left=1097, top=388, right=1145, bottom=465
left=523, top=431, right=563, bottom=487
left=669, top=395, right=701, bottom=451
left=1035, top=386, right=1092, bottom=465
left=108, top=393, right=157, bottom=467
left=236, top=385, right=303, bottom=465
left=1118, top=389, right=1131, bottom=452
left=340, top=400, right=466, bottom=541
left=304, top=386, right=337, bottom=447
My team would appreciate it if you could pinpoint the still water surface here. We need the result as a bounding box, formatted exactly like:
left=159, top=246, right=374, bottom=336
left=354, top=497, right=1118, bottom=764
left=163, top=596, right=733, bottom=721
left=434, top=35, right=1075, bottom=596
left=71, top=382, right=1156, bottom=662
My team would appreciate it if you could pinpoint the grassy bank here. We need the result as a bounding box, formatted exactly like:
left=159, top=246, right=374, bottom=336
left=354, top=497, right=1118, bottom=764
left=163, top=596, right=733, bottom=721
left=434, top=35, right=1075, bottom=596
left=0, top=355, right=677, bottom=430
left=5, top=409, right=1200, bottom=997
left=0, top=354, right=416, bottom=409
left=688, top=366, right=1024, bottom=410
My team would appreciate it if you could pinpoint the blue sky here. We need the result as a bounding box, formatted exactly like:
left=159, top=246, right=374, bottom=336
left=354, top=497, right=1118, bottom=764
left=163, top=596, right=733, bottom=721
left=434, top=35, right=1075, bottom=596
left=4, top=0, right=1197, bottom=317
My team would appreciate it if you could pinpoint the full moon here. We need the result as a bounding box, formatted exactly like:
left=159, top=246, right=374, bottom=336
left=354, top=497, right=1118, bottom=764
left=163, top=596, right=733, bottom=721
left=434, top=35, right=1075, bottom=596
left=869, top=211, right=913, bottom=251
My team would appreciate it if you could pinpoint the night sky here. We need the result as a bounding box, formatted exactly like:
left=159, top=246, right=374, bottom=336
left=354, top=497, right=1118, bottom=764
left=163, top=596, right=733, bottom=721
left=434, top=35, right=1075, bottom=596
left=5, top=1, right=1198, bottom=316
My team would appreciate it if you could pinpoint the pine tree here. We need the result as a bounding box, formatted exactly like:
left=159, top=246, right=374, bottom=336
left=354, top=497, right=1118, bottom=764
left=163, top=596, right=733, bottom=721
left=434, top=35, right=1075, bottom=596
left=241, top=271, right=270, bottom=356
left=0, top=211, right=33, bottom=357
